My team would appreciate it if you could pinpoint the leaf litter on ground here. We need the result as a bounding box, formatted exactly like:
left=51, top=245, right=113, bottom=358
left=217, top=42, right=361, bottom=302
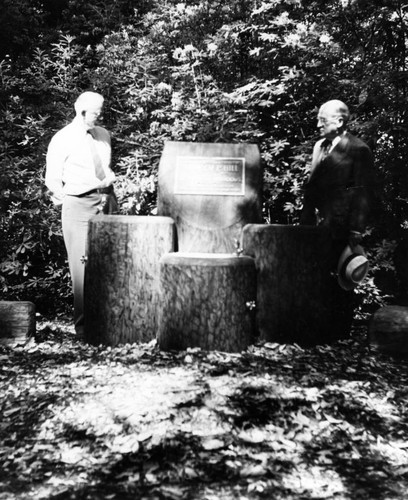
left=1, top=319, right=408, bottom=499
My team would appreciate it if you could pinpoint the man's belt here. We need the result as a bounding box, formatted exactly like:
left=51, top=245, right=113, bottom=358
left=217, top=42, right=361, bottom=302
left=76, top=185, right=114, bottom=197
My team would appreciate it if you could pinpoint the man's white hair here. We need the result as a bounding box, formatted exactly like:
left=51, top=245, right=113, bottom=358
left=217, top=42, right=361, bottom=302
left=74, top=91, right=104, bottom=115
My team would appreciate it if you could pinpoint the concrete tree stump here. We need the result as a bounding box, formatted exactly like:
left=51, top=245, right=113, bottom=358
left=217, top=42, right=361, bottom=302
left=84, top=215, right=176, bottom=346
left=158, top=253, right=257, bottom=352
left=0, top=301, right=35, bottom=346
left=242, top=224, right=354, bottom=346
left=369, top=305, right=408, bottom=356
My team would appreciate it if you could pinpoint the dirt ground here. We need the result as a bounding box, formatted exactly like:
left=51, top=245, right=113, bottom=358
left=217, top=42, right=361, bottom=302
left=1, top=319, right=408, bottom=500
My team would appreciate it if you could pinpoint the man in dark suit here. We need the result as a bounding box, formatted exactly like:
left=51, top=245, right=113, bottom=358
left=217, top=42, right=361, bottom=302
left=300, top=99, right=374, bottom=253
left=300, top=99, right=375, bottom=335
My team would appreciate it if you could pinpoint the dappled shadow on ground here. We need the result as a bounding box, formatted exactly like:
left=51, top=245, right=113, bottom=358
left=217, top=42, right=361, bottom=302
left=1, top=320, right=408, bottom=499
left=227, top=384, right=315, bottom=427
left=303, top=428, right=397, bottom=500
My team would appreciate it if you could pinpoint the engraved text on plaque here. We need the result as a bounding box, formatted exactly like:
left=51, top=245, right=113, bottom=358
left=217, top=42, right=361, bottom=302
left=174, top=156, right=245, bottom=195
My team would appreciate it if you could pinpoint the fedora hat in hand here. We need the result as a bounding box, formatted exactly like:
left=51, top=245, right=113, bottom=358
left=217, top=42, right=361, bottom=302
left=337, top=244, right=369, bottom=291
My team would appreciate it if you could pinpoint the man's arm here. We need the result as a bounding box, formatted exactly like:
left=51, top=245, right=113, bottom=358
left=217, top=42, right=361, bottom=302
left=348, top=142, right=374, bottom=247
left=45, top=133, right=67, bottom=205
left=94, top=128, right=116, bottom=189
left=300, top=191, right=317, bottom=225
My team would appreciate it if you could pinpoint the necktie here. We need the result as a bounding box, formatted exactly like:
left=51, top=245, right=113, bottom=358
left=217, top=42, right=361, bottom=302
left=319, top=138, right=332, bottom=162
left=87, top=130, right=106, bottom=180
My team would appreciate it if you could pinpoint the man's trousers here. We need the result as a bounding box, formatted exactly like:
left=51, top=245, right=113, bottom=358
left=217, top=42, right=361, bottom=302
left=62, top=192, right=102, bottom=335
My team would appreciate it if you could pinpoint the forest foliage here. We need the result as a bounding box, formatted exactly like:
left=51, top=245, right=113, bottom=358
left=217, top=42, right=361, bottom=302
left=1, top=0, right=408, bottom=316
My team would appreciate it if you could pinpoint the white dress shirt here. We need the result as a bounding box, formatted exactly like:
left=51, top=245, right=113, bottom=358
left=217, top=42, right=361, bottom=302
left=45, top=116, right=115, bottom=204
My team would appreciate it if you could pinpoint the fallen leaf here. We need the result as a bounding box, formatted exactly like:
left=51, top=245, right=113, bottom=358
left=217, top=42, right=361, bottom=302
left=238, top=429, right=266, bottom=444
left=107, top=434, right=140, bottom=454
left=240, top=464, right=267, bottom=477
left=202, top=438, right=225, bottom=450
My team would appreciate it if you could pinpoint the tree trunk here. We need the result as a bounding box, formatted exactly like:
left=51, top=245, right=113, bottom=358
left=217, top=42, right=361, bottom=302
left=84, top=215, right=176, bottom=346
left=0, top=301, right=35, bottom=346
left=242, top=224, right=354, bottom=346
left=158, top=253, right=257, bottom=352
left=369, top=305, right=408, bottom=356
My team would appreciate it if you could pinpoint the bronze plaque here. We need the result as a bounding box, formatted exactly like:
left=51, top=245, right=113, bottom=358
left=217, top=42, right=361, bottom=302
left=174, top=156, right=245, bottom=195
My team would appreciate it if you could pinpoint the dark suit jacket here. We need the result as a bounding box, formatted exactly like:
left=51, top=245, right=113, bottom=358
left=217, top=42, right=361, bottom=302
left=300, top=132, right=374, bottom=240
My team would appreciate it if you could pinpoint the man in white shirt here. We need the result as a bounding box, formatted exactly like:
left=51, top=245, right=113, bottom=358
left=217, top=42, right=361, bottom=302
left=45, top=91, right=117, bottom=336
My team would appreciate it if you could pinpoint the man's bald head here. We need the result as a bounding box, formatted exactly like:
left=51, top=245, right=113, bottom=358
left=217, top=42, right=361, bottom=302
left=319, top=99, right=350, bottom=125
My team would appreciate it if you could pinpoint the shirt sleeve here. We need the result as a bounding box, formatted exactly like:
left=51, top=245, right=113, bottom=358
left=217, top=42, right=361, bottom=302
left=45, top=132, right=68, bottom=205
left=94, top=127, right=115, bottom=188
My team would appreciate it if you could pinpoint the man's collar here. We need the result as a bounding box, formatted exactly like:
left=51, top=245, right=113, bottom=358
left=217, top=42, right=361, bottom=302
left=323, top=130, right=347, bottom=148
left=73, top=116, right=92, bottom=133
left=331, top=135, right=342, bottom=148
